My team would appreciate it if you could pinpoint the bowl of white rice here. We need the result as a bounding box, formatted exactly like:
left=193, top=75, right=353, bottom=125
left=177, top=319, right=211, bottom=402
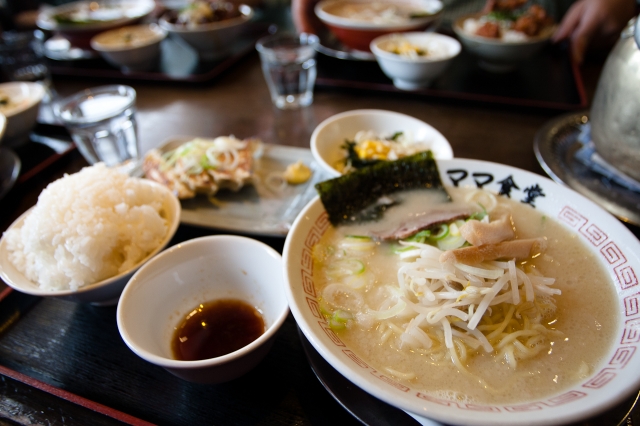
left=0, top=163, right=181, bottom=305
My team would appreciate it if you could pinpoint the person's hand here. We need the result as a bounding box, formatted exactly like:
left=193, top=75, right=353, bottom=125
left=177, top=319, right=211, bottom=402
left=552, top=0, right=636, bottom=64
left=292, top=0, right=324, bottom=34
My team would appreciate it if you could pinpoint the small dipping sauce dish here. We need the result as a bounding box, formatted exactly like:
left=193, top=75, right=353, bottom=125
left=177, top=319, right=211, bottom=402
left=116, top=235, right=289, bottom=383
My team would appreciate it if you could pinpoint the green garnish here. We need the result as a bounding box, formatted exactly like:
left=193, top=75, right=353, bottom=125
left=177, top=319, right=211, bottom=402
left=342, top=140, right=381, bottom=169
left=388, top=131, right=403, bottom=141
left=487, top=10, right=520, bottom=21
left=430, top=224, right=449, bottom=240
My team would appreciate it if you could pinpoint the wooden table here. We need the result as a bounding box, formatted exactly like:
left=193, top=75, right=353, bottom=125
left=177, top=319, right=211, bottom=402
left=0, top=12, right=637, bottom=425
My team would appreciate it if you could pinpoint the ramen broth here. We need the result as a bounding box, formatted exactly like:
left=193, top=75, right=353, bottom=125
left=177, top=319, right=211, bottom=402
left=313, top=187, right=618, bottom=404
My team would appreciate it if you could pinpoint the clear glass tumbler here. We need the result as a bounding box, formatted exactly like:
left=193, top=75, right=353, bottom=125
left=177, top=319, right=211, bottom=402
left=256, top=33, right=319, bottom=110
left=56, top=85, right=138, bottom=167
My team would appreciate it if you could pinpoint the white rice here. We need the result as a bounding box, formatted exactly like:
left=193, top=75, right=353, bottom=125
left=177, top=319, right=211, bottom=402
left=4, top=163, right=169, bottom=291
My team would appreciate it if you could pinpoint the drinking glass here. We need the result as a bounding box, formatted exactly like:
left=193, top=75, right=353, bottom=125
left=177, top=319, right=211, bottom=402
left=56, top=85, right=139, bottom=167
left=256, top=33, right=319, bottom=110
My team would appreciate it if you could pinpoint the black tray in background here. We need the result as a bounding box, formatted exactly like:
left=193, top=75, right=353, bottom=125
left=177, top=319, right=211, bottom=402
left=45, top=24, right=270, bottom=84
left=13, top=123, right=76, bottom=186
left=316, top=43, right=587, bottom=111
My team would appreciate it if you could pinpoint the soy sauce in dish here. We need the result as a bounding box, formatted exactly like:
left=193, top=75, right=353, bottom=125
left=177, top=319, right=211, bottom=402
left=171, top=298, right=265, bottom=361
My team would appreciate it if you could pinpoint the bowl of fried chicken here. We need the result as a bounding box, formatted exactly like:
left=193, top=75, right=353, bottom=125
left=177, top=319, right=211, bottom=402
left=453, top=0, right=556, bottom=72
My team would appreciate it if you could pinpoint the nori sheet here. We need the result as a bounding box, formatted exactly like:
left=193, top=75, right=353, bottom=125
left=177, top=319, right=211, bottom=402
left=315, top=151, right=450, bottom=226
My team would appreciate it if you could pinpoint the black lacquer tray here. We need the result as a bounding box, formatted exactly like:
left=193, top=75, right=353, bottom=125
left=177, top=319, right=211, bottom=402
left=316, top=43, right=587, bottom=111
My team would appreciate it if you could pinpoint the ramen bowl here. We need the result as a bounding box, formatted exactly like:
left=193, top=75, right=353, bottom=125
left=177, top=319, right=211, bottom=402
left=90, top=24, right=167, bottom=72
left=159, top=4, right=253, bottom=61
left=310, top=109, right=453, bottom=177
left=453, top=13, right=555, bottom=73
left=370, top=32, right=461, bottom=90
left=0, top=82, right=45, bottom=147
left=315, top=0, right=443, bottom=52
left=283, top=158, right=640, bottom=425
left=117, top=235, right=289, bottom=384
left=37, top=0, right=155, bottom=50
left=0, top=180, right=181, bottom=305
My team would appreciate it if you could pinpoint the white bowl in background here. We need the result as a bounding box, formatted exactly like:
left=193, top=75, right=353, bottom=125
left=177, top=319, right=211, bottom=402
left=370, top=32, right=461, bottom=90
left=0, top=82, right=45, bottom=147
left=311, top=109, right=453, bottom=177
left=117, top=235, right=289, bottom=383
left=452, top=13, right=555, bottom=73
left=159, top=4, right=253, bottom=61
left=91, top=24, right=167, bottom=72
left=0, top=179, right=181, bottom=305
left=283, top=157, right=640, bottom=426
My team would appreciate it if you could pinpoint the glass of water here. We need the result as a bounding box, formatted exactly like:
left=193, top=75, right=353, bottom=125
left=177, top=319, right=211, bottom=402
left=256, top=33, right=319, bottom=110
left=56, top=85, right=139, bottom=167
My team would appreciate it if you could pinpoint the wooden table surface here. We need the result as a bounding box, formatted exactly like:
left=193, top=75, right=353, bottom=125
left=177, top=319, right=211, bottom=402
left=1, top=8, right=638, bottom=425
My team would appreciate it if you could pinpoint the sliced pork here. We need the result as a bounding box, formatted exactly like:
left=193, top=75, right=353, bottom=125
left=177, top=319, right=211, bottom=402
left=459, top=210, right=515, bottom=246
left=371, top=207, right=472, bottom=241
left=440, top=237, right=547, bottom=264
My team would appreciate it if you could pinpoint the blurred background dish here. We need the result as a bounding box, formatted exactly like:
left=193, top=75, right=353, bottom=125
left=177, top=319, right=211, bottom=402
left=159, top=2, right=254, bottom=61
left=311, top=109, right=452, bottom=177
left=0, top=147, right=19, bottom=202
left=453, top=12, right=555, bottom=73
left=90, top=24, right=167, bottom=72
left=117, top=235, right=289, bottom=383
left=370, top=32, right=461, bottom=90
left=37, top=0, right=156, bottom=51
left=0, top=114, right=19, bottom=201
left=315, top=0, right=443, bottom=52
left=0, top=81, right=45, bottom=147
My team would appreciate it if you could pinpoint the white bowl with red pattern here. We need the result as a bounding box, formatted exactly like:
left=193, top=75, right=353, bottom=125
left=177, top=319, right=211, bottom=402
left=283, top=158, right=640, bottom=425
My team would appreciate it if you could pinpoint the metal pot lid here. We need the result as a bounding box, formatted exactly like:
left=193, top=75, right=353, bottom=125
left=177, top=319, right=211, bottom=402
left=636, top=14, right=640, bottom=50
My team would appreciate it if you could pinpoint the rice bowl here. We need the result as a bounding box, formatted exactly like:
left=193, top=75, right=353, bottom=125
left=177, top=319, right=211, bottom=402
left=0, top=164, right=181, bottom=304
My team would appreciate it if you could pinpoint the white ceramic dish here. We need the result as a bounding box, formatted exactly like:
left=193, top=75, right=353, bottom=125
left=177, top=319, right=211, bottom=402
left=147, top=137, right=332, bottom=236
left=0, top=82, right=45, bottom=147
left=452, top=13, right=555, bottom=73
left=0, top=180, right=181, bottom=305
left=158, top=4, right=253, bottom=61
left=283, top=157, right=640, bottom=426
left=90, top=24, right=167, bottom=72
left=310, top=109, right=453, bottom=177
left=117, top=235, right=289, bottom=383
left=370, top=32, right=461, bottom=90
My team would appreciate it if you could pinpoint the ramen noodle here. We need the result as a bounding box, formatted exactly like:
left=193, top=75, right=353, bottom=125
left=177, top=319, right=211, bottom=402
left=312, top=186, right=618, bottom=404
